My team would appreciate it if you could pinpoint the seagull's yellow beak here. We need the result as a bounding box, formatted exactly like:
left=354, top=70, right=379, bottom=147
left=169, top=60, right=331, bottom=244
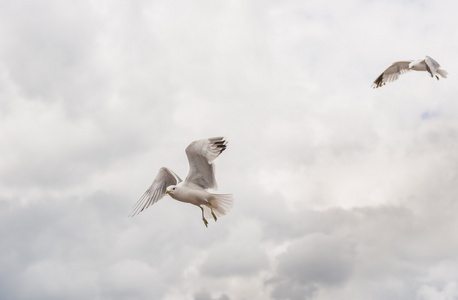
left=165, top=190, right=169, bottom=194
left=408, top=68, right=411, bottom=70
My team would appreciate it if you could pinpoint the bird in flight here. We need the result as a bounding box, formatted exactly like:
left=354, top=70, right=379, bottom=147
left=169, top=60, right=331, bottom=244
left=372, top=56, right=448, bottom=88
left=130, top=137, right=233, bottom=227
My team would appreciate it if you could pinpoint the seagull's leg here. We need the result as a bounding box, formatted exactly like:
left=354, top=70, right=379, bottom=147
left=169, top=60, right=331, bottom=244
left=208, top=202, right=217, bottom=222
left=200, top=206, right=208, bottom=227
left=436, top=75, right=440, bottom=80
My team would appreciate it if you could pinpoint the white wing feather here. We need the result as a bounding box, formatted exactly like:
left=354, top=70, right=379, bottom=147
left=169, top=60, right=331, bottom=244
left=130, top=167, right=182, bottom=216
left=425, top=56, right=440, bottom=69
left=184, top=137, right=227, bottom=189
left=424, top=56, right=440, bottom=77
left=372, top=61, right=411, bottom=88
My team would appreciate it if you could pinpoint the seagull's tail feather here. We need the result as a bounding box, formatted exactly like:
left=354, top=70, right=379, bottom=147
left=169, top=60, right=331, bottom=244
left=205, top=193, right=234, bottom=219
left=437, top=69, right=448, bottom=78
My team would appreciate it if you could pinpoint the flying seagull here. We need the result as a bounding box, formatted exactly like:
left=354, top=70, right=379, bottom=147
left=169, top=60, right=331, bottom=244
left=130, top=137, right=233, bottom=227
left=372, top=56, right=448, bottom=88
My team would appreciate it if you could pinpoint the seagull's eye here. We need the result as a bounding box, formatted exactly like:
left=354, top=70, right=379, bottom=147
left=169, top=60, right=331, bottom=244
left=172, top=187, right=176, bottom=190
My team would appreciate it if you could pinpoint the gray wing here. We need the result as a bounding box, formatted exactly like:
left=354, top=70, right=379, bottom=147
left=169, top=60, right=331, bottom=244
left=372, top=61, right=411, bottom=88
left=425, top=56, right=440, bottom=77
left=425, top=56, right=440, bottom=68
left=184, top=137, right=227, bottom=189
left=130, top=167, right=182, bottom=216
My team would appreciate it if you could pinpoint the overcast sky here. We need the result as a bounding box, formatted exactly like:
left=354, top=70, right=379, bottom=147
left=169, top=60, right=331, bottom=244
left=1, top=0, right=458, bottom=299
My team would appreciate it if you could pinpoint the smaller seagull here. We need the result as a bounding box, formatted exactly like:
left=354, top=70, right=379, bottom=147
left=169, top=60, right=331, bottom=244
left=130, top=137, right=233, bottom=227
left=372, top=56, right=448, bottom=88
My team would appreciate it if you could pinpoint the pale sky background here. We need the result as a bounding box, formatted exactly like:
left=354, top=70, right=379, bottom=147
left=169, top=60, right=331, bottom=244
left=1, top=0, right=458, bottom=299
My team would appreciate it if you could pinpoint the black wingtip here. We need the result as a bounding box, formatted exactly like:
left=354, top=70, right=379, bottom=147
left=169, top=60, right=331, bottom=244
left=373, top=73, right=384, bottom=88
left=210, top=137, right=227, bottom=154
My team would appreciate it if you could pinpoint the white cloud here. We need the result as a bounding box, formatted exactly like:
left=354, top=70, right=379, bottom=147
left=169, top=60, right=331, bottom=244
left=200, top=219, right=269, bottom=277
left=1, top=0, right=458, bottom=299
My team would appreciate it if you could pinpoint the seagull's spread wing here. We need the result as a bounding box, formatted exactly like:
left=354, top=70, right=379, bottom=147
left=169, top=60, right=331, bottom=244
left=372, top=61, right=411, bottom=88
left=425, top=56, right=440, bottom=68
left=184, top=137, right=227, bottom=189
left=130, top=167, right=182, bottom=216
left=425, top=56, right=440, bottom=77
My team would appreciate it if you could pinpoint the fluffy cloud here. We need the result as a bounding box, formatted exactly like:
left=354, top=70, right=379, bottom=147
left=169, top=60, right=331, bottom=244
left=1, top=0, right=458, bottom=299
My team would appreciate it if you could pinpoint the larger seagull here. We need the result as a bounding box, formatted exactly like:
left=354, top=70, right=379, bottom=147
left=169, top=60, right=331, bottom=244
left=372, top=56, right=448, bottom=88
left=130, top=137, right=233, bottom=227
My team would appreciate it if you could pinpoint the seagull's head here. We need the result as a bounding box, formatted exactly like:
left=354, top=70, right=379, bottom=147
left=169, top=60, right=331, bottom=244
left=408, top=61, right=420, bottom=70
left=165, top=185, right=177, bottom=195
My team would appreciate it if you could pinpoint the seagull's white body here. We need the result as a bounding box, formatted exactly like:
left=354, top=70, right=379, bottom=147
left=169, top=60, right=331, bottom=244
left=169, top=183, right=211, bottom=206
left=372, top=56, right=448, bottom=88
left=131, top=137, right=233, bottom=227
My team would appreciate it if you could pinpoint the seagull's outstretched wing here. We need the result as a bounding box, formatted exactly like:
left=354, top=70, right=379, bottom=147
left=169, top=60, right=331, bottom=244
left=425, top=56, right=440, bottom=68
left=425, top=56, right=440, bottom=77
left=372, top=61, right=411, bottom=88
left=184, top=137, right=227, bottom=189
left=130, top=167, right=182, bottom=216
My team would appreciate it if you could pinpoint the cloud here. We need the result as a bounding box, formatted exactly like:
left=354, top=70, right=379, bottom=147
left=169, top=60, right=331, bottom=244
left=194, top=291, right=230, bottom=300
left=199, top=219, right=269, bottom=278
left=264, top=200, right=458, bottom=300
left=1, top=0, right=458, bottom=299
left=269, top=233, right=355, bottom=299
